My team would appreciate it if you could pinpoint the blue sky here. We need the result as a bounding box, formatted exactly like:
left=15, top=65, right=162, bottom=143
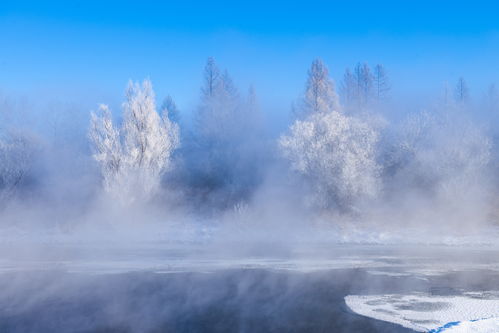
left=1, top=0, right=499, bottom=123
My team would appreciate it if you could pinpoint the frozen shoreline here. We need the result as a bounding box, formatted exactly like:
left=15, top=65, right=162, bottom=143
left=346, top=293, right=499, bottom=332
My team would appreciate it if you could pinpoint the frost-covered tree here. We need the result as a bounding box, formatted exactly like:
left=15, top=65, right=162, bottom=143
left=281, top=61, right=379, bottom=211
left=340, top=68, right=357, bottom=111
left=454, top=77, right=469, bottom=104
left=89, top=104, right=123, bottom=194
left=89, top=79, right=180, bottom=203
left=201, top=57, right=221, bottom=99
left=187, top=58, right=266, bottom=206
left=354, top=62, right=374, bottom=109
left=0, top=130, right=37, bottom=204
left=195, top=60, right=239, bottom=144
left=373, top=64, right=390, bottom=102
left=122, top=80, right=179, bottom=177
left=280, top=111, right=380, bottom=211
left=298, top=59, right=340, bottom=117
left=342, top=63, right=385, bottom=111
left=383, top=110, right=491, bottom=222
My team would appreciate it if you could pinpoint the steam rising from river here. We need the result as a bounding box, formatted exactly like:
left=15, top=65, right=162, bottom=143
left=0, top=59, right=498, bottom=247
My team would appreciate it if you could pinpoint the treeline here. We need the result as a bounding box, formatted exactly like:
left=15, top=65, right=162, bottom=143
left=0, top=58, right=497, bottom=223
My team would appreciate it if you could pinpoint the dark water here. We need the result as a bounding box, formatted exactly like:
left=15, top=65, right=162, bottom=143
left=1, top=245, right=499, bottom=332
left=0, top=269, right=417, bottom=333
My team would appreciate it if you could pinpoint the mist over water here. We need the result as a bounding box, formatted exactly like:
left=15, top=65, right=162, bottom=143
left=2, top=57, right=497, bottom=241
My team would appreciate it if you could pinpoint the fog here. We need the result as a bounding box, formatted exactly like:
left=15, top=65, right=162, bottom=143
left=2, top=58, right=499, bottom=244
left=2, top=58, right=499, bottom=332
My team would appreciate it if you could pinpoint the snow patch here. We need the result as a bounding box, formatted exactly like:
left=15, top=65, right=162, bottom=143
left=345, top=292, right=499, bottom=332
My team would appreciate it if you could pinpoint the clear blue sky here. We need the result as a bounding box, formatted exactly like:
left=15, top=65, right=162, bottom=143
left=1, top=0, right=499, bottom=123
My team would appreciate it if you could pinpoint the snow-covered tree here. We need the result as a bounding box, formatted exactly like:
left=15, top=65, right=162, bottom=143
left=89, top=104, right=123, bottom=194
left=122, top=80, right=179, bottom=176
left=0, top=130, right=37, bottom=204
left=89, top=79, right=180, bottom=203
left=384, top=111, right=491, bottom=219
left=281, top=60, right=379, bottom=211
left=297, top=59, right=340, bottom=117
left=280, top=111, right=380, bottom=211
left=195, top=60, right=239, bottom=145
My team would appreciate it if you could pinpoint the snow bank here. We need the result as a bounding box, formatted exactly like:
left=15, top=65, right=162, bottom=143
left=345, top=292, right=499, bottom=332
